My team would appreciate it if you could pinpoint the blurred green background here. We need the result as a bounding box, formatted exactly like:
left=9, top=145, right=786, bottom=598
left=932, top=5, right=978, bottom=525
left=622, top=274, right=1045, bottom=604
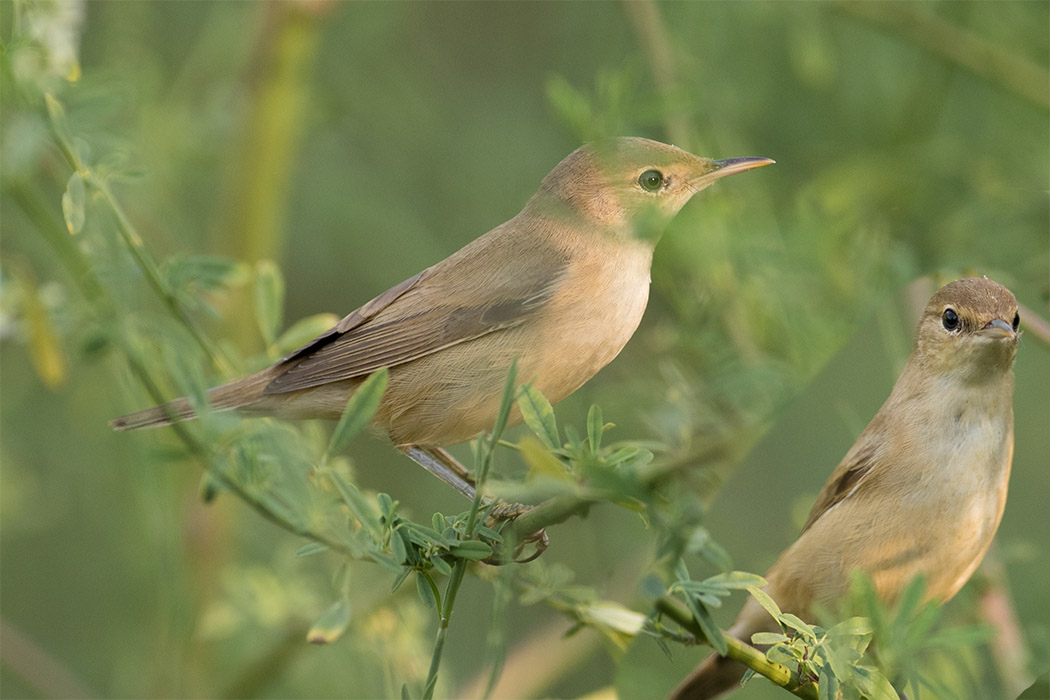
left=1, top=2, right=1047, bottom=699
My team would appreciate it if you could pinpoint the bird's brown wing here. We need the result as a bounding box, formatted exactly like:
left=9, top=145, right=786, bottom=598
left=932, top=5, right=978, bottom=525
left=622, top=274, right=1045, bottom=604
left=799, top=433, right=882, bottom=534
left=264, top=245, right=569, bottom=395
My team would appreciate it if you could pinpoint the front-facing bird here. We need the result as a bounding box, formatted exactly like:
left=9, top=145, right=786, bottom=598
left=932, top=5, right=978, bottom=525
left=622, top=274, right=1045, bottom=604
left=671, top=276, right=1020, bottom=699
left=112, top=137, right=773, bottom=497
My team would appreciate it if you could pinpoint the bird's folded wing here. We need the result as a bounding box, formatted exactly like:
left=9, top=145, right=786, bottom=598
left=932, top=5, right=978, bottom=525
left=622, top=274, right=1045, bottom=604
left=264, top=248, right=568, bottom=394
left=800, top=435, right=881, bottom=534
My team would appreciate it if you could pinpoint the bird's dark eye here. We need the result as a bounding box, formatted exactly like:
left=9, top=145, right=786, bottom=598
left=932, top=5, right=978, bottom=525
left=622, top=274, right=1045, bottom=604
left=638, top=169, right=664, bottom=192
left=1012, top=312, right=1020, bottom=331
left=942, top=308, right=959, bottom=331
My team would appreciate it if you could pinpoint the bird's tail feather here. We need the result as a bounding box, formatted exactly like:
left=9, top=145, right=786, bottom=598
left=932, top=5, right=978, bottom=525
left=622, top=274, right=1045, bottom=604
left=109, top=369, right=276, bottom=431
left=669, top=594, right=782, bottom=700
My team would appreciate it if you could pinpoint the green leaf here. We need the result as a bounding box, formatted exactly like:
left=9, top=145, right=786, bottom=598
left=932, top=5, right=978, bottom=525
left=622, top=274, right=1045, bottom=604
left=687, top=527, right=733, bottom=573
left=920, top=623, right=994, bottom=650
left=586, top=404, right=603, bottom=451
left=160, top=254, right=245, bottom=295
left=274, top=313, right=341, bottom=355
left=740, top=668, right=756, bottom=686
left=779, top=613, right=817, bottom=639
left=851, top=665, right=900, bottom=700
left=325, top=368, right=389, bottom=459
left=44, top=93, right=81, bottom=167
left=431, top=555, right=452, bottom=577
left=546, top=75, right=594, bottom=139
left=61, top=171, right=86, bottom=235
left=450, top=540, right=493, bottom=560
left=306, top=599, right=351, bottom=644
left=827, top=616, right=874, bottom=639
left=518, top=436, right=570, bottom=480
left=13, top=266, right=67, bottom=388
left=702, top=571, right=768, bottom=590
left=253, top=259, right=285, bottom=346
left=391, top=566, right=411, bottom=592
left=296, top=542, right=329, bottom=557
left=685, top=596, right=727, bottom=656
left=475, top=525, right=503, bottom=543
left=328, top=471, right=382, bottom=536
left=818, top=666, right=839, bottom=700
left=401, top=683, right=412, bottom=700
left=750, top=632, right=790, bottom=645
left=416, top=573, right=437, bottom=609
left=516, top=384, right=559, bottom=449
left=490, top=360, right=518, bottom=443
left=746, top=586, right=783, bottom=621
left=821, top=643, right=853, bottom=686
left=199, top=471, right=222, bottom=503
left=894, top=574, right=927, bottom=624
left=401, top=520, right=452, bottom=548
left=377, top=492, right=396, bottom=520
left=390, top=529, right=408, bottom=563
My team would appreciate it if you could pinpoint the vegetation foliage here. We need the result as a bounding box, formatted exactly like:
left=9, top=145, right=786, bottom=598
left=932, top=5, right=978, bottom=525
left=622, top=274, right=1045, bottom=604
left=2, top=2, right=1047, bottom=699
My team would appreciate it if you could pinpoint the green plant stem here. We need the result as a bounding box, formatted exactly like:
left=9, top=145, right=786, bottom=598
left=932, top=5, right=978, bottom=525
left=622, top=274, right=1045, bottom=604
left=1017, top=302, right=1050, bottom=351
left=91, top=176, right=235, bottom=376
left=421, top=364, right=517, bottom=699
left=654, top=596, right=819, bottom=700
left=42, top=95, right=234, bottom=376
left=620, top=0, right=692, bottom=147
left=422, top=559, right=468, bottom=700
left=21, top=144, right=358, bottom=565
left=506, top=435, right=746, bottom=542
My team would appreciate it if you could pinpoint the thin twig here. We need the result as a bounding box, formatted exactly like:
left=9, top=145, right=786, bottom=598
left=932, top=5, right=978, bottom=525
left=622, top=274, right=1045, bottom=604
left=1018, top=302, right=1050, bottom=351
left=0, top=619, right=96, bottom=700
left=834, top=2, right=1049, bottom=111
left=976, top=547, right=1033, bottom=698
left=621, top=0, right=693, bottom=147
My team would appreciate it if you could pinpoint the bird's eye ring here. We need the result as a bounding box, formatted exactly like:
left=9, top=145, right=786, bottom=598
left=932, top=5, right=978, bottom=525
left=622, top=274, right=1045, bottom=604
left=942, top=308, right=960, bottom=331
left=638, top=169, right=664, bottom=192
left=1012, top=312, right=1020, bottom=332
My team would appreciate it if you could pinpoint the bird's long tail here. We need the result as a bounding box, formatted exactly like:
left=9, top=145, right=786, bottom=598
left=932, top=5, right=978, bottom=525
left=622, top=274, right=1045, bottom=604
left=669, top=651, right=747, bottom=700
left=109, top=368, right=278, bottom=431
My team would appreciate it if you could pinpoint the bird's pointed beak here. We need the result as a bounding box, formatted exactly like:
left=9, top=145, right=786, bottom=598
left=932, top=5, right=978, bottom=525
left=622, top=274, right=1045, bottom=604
left=980, top=318, right=1017, bottom=338
left=694, top=157, right=775, bottom=187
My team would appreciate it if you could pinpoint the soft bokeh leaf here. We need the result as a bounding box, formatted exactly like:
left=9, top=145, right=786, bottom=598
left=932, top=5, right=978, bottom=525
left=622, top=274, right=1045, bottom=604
left=449, top=540, right=493, bottom=561
left=516, top=384, right=559, bottom=450
left=307, top=599, right=352, bottom=644
left=61, top=171, right=85, bottom=235
left=325, top=368, right=388, bottom=460
left=587, top=404, right=603, bottom=451
left=14, top=268, right=66, bottom=388
left=415, top=573, right=436, bottom=609
left=254, top=259, right=285, bottom=346
left=746, top=586, right=783, bottom=622
left=518, top=436, right=570, bottom=481
left=274, top=312, right=340, bottom=355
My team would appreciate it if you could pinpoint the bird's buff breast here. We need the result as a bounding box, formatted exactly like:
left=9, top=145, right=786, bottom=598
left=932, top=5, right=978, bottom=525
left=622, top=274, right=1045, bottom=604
left=770, top=384, right=1013, bottom=614
left=379, top=244, right=653, bottom=447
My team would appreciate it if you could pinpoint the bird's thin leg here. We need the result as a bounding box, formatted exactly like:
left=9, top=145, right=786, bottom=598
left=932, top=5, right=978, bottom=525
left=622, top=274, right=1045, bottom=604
left=402, top=445, right=477, bottom=500
left=400, top=444, right=548, bottom=562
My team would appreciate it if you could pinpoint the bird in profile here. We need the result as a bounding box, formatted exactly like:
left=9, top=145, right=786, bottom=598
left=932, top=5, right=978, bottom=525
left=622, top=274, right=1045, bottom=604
left=112, top=137, right=773, bottom=502
left=670, top=277, right=1021, bottom=699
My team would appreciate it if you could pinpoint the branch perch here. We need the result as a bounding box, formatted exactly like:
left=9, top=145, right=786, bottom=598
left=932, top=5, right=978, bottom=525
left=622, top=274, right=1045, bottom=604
left=654, top=596, right=819, bottom=700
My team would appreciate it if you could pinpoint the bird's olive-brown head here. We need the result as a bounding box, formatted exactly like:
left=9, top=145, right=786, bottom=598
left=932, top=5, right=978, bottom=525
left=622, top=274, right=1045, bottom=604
left=914, top=277, right=1020, bottom=382
left=528, top=136, right=773, bottom=242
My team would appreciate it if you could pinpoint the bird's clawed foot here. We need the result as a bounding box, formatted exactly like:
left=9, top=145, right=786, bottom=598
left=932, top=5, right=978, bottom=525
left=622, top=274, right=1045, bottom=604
left=400, top=444, right=549, bottom=563
left=484, top=504, right=548, bottom=564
